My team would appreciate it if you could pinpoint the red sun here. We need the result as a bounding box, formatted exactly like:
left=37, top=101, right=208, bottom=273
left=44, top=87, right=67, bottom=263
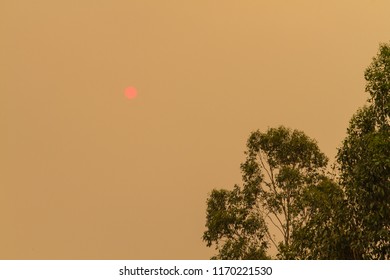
left=124, top=87, right=137, bottom=99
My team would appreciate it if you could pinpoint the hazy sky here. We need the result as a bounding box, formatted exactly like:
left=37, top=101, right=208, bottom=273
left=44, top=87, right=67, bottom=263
left=1, top=0, right=390, bottom=259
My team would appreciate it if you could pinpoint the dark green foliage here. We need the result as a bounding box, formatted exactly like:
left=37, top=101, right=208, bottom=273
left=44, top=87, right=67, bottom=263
left=289, top=177, right=355, bottom=259
left=364, top=43, right=390, bottom=127
left=203, top=186, right=269, bottom=260
left=337, top=43, right=390, bottom=259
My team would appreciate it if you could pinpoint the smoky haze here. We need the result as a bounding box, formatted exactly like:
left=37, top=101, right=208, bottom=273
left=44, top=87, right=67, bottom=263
left=1, top=0, right=390, bottom=259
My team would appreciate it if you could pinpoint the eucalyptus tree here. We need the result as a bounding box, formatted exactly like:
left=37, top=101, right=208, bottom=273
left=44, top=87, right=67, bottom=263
left=203, top=126, right=330, bottom=259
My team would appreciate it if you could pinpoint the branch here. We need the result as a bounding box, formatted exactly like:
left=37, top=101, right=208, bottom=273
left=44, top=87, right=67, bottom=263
left=258, top=152, right=279, bottom=201
left=266, top=210, right=285, bottom=237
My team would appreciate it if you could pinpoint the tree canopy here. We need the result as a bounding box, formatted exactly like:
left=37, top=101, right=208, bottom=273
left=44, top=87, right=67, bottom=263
left=203, top=126, right=332, bottom=259
left=336, top=42, right=390, bottom=259
left=203, top=42, right=390, bottom=259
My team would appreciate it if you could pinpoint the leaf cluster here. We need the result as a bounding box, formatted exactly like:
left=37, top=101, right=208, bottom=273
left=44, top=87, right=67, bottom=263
left=203, top=185, right=269, bottom=259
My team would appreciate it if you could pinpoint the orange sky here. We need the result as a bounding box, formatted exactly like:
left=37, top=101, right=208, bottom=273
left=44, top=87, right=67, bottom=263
left=1, top=0, right=390, bottom=259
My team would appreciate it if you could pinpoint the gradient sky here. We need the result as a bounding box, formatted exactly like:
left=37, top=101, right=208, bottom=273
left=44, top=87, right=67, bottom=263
left=1, top=0, right=390, bottom=259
